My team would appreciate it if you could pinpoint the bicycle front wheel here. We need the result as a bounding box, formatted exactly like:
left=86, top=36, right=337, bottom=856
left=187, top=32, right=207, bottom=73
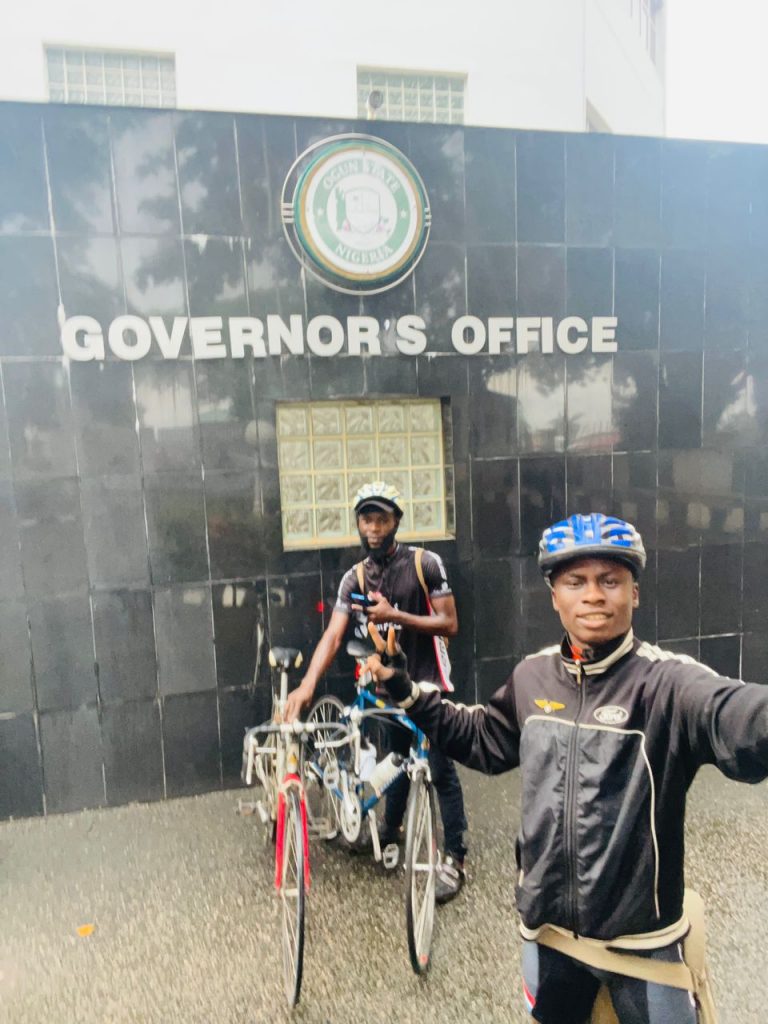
left=279, top=787, right=306, bottom=1006
left=304, top=694, right=346, bottom=839
left=404, top=768, right=437, bottom=974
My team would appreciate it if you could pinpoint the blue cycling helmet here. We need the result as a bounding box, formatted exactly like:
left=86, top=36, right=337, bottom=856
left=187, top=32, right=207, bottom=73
left=538, top=513, right=646, bottom=579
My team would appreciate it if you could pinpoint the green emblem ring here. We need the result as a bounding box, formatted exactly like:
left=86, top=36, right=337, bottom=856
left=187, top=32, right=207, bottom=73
left=285, top=136, right=431, bottom=293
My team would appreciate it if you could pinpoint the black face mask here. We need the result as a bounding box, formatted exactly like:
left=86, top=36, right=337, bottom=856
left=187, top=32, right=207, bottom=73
left=358, top=524, right=399, bottom=563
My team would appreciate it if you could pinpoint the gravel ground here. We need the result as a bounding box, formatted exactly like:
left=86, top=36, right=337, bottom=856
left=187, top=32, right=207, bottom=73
left=1, top=766, right=767, bottom=1024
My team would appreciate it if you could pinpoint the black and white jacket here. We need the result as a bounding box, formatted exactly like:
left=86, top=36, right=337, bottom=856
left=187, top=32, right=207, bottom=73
left=402, top=631, right=768, bottom=945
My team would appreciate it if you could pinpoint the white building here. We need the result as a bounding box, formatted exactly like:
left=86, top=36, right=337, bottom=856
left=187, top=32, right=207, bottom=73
left=2, top=0, right=665, bottom=135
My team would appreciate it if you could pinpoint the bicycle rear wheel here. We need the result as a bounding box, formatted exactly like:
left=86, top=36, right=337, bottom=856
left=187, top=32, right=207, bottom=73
left=278, top=787, right=306, bottom=1007
left=304, top=695, right=346, bottom=839
left=404, top=768, right=437, bottom=974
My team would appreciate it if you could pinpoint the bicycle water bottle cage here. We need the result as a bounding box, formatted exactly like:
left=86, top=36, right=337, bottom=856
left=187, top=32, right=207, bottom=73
left=346, top=639, right=374, bottom=660
left=268, top=647, right=303, bottom=671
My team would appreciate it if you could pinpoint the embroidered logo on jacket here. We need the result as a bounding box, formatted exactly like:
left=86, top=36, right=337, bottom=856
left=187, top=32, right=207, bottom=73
left=594, top=705, right=629, bottom=726
left=534, top=699, right=566, bottom=714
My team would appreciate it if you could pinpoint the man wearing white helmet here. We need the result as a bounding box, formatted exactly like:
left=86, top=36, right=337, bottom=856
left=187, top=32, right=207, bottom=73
left=369, top=512, right=768, bottom=1023
left=285, top=480, right=470, bottom=902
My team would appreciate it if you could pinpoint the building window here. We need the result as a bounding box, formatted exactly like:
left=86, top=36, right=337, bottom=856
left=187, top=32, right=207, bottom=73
left=277, top=399, right=451, bottom=550
left=357, top=68, right=465, bottom=124
left=45, top=46, right=176, bottom=107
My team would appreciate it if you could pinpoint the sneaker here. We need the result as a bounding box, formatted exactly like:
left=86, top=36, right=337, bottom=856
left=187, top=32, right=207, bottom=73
left=435, top=855, right=466, bottom=904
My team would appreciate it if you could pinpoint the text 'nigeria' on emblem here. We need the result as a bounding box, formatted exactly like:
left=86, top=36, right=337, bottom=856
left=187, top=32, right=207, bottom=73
left=281, top=134, right=431, bottom=295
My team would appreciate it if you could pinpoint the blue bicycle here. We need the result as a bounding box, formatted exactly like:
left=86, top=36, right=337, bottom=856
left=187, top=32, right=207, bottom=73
left=303, top=630, right=438, bottom=974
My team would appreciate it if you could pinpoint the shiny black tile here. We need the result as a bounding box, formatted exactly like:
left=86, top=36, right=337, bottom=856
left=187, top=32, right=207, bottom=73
left=252, top=357, right=311, bottom=402
left=657, top=547, right=699, bottom=639
left=195, top=360, right=259, bottom=470
left=81, top=476, right=150, bottom=587
left=516, top=132, right=565, bottom=243
left=238, top=115, right=294, bottom=241
left=465, top=127, right=515, bottom=243
left=706, top=145, right=753, bottom=248
left=417, top=355, right=469, bottom=397
left=702, top=352, right=754, bottom=449
left=474, top=558, right=519, bottom=658
left=476, top=655, right=517, bottom=705
left=406, top=125, right=465, bottom=243
left=154, top=585, right=215, bottom=696
left=135, top=362, right=201, bottom=473
left=614, top=137, right=661, bottom=248
left=743, top=541, right=768, bottom=630
left=519, top=556, right=561, bottom=655
left=44, top=108, right=115, bottom=233
left=359, top=278, right=420, bottom=356
left=144, top=472, right=208, bottom=585
left=93, top=589, right=157, bottom=703
left=0, top=480, right=24, bottom=602
left=661, top=140, right=708, bottom=248
left=246, top=236, right=305, bottom=320
left=295, top=118, right=361, bottom=153
left=186, top=237, right=248, bottom=317
left=29, top=592, right=97, bottom=711
left=741, top=633, right=768, bottom=683
left=566, top=356, right=613, bottom=453
left=40, top=706, right=104, bottom=814
left=565, top=134, right=614, bottom=246
left=176, top=112, right=240, bottom=236
left=219, top=687, right=270, bottom=785
left=471, top=458, right=519, bottom=558
left=633, top=548, right=657, bottom=642
left=566, top=453, right=612, bottom=514
left=102, top=700, right=164, bottom=806
left=309, top=356, right=365, bottom=398
left=205, top=470, right=265, bottom=580
left=700, top=545, right=742, bottom=635
left=659, top=250, right=706, bottom=352
left=659, top=353, right=703, bottom=449
left=0, top=236, right=60, bottom=356
left=659, top=637, right=699, bottom=660
left=162, top=690, right=221, bottom=797
left=70, top=362, right=141, bottom=477
left=468, top=356, right=517, bottom=457
left=16, top=479, right=89, bottom=601
left=517, top=356, right=565, bottom=454
left=212, top=580, right=269, bottom=690
left=466, top=245, right=516, bottom=320
left=517, top=245, right=566, bottom=324
left=700, top=635, right=741, bottom=679
left=266, top=572, right=325, bottom=653
left=566, top=248, right=612, bottom=320
left=0, top=105, right=48, bottom=232
left=0, top=713, right=43, bottom=819
left=614, top=249, right=660, bottom=351
left=6, top=366, right=73, bottom=464
left=57, top=236, right=124, bottom=325
left=0, top=389, right=10, bottom=482
left=704, top=249, right=749, bottom=351
left=612, top=352, right=658, bottom=452
left=110, top=109, right=180, bottom=234
left=0, top=598, right=34, bottom=714
left=121, top=236, right=187, bottom=319
left=519, top=456, right=566, bottom=555
left=414, top=242, right=466, bottom=353
left=364, top=355, right=418, bottom=395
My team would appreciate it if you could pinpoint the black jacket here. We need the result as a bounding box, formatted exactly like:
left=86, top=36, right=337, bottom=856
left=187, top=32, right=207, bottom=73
left=405, top=630, right=768, bottom=943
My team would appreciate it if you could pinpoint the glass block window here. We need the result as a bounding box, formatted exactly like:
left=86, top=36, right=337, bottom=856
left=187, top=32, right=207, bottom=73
left=277, top=399, right=450, bottom=550
left=45, top=46, right=176, bottom=107
left=357, top=68, right=465, bottom=125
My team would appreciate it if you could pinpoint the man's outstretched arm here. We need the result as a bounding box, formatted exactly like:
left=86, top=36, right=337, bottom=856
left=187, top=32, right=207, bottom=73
left=284, top=609, right=349, bottom=722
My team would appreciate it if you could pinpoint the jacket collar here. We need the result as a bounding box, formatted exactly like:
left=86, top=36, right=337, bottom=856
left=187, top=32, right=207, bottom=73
left=561, top=629, right=635, bottom=677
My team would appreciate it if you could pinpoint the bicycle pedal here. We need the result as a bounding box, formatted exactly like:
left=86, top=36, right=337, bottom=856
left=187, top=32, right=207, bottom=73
left=382, top=843, right=400, bottom=871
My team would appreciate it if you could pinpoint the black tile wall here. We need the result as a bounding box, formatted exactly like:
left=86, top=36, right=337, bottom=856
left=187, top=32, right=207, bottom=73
left=0, top=102, right=765, bottom=818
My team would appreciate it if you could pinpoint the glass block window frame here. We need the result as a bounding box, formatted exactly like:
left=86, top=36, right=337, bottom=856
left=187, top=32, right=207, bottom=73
left=356, top=68, right=465, bottom=125
left=45, top=46, right=176, bottom=107
left=277, top=398, right=453, bottom=550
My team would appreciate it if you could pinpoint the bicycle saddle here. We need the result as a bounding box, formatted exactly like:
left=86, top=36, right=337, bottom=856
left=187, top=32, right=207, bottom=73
left=268, top=647, right=303, bottom=670
left=346, top=639, right=374, bottom=660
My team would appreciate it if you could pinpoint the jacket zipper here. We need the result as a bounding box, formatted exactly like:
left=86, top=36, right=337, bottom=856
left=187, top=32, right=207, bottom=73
left=563, top=661, right=585, bottom=935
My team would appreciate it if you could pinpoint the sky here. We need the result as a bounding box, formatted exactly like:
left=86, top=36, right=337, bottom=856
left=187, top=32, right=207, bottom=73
left=666, top=0, right=768, bottom=144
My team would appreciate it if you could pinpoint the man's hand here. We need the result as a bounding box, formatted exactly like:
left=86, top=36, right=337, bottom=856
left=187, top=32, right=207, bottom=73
left=351, top=591, right=398, bottom=625
left=284, top=681, right=315, bottom=723
left=365, top=625, right=414, bottom=704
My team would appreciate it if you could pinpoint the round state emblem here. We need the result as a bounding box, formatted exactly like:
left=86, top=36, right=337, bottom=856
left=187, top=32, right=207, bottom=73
left=281, top=134, right=431, bottom=294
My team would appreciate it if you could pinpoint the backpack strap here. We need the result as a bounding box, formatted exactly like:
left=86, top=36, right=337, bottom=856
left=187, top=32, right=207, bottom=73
left=414, top=547, right=429, bottom=604
left=355, top=561, right=365, bottom=593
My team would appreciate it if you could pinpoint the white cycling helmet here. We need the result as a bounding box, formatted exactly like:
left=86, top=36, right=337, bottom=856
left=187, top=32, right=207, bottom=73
left=353, top=481, right=404, bottom=517
left=538, top=513, right=646, bottom=579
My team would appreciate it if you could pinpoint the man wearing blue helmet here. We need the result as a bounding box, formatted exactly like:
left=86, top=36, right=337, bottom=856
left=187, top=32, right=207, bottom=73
left=369, top=512, right=768, bottom=1023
